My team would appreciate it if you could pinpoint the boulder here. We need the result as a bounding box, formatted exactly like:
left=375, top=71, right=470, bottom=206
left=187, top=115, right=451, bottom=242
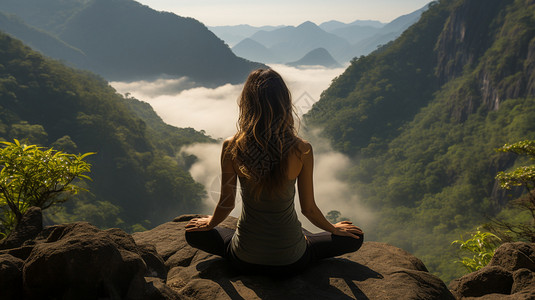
left=18, top=221, right=176, bottom=299
left=489, top=242, right=535, bottom=272
left=448, top=266, right=513, bottom=298
left=22, top=222, right=142, bottom=298
left=134, top=215, right=455, bottom=300
left=449, top=242, right=535, bottom=300
left=0, top=254, right=24, bottom=300
left=0, top=206, right=43, bottom=250
left=511, top=268, right=535, bottom=294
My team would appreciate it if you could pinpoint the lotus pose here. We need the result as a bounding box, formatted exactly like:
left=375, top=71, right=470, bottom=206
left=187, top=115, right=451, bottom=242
left=185, top=68, right=363, bottom=275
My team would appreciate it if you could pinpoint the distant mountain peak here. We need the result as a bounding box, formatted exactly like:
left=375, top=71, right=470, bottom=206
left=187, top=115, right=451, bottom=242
left=297, top=21, right=318, bottom=29
left=287, top=47, right=341, bottom=68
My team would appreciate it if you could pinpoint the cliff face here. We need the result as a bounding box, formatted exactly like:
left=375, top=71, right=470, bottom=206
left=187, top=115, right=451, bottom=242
left=436, top=0, right=535, bottom=119
left=435, top=0, right=510, bottom=81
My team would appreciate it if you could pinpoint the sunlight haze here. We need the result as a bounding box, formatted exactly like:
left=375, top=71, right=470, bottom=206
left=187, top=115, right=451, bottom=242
left=135, top=0, right=432, bottom=26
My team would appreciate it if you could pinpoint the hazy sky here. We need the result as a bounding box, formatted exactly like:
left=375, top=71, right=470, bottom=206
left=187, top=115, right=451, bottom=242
left=135, top=0, right=432, bottom=26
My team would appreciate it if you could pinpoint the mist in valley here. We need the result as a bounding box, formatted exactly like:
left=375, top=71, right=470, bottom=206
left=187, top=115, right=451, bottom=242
left=111, top=64, right=376, bottom=232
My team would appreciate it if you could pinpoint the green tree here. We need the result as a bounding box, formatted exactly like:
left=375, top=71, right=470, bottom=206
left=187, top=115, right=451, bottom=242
left=0, top=139, right=93, bottom=237
left=451, top=228, right=501, bottom=273
left=491, top=140, right=535, bottom=242
left=325, top=210, right=350, bottom=223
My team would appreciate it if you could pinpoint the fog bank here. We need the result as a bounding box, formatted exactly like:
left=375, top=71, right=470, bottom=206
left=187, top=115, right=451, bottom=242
left=111, top=65, right=375, bottom=231
left=111, top=64, right=346, bottom=139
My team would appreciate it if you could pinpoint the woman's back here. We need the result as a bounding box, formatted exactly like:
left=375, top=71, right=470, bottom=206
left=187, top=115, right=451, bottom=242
left=184, top=68, right=363, bottom=275
left=231, top=175, right=306, bottom=265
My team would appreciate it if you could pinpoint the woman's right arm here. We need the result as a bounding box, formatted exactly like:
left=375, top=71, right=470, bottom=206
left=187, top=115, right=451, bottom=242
left=185, top=139, right=236, bottom=232
left=297, top=142, right=362, bottom=239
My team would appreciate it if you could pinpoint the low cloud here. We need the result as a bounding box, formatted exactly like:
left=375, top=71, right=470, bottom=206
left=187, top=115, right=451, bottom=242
left=298, top=130, right=376, bottom=231
left=111, top=64, right=346, bottom=139
left=180, top=134, right=375, bottom=232
left=111, top=76, right=198, bottom=97
left=111, top=65, right=374, bottom=231
left=113, top=82, right=243, bottom=138
left=270, top=64, right=347, bottom=115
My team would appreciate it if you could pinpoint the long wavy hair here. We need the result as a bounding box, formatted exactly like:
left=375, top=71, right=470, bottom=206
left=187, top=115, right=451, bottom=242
left=227, top=69, right=300, bottom=199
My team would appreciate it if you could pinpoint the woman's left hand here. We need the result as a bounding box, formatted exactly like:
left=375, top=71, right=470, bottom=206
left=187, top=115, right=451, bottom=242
left=332, top=221, right=363, bottom=239
left=185, top=216, right=214, bottom=232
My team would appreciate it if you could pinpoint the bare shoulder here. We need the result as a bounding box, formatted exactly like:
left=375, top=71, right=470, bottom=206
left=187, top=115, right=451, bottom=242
left=295, top=138, right=312, bottom=156
left=221, top=136, right=235, bottom=161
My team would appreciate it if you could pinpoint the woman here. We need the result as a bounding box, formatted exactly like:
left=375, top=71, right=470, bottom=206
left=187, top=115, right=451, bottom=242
left=185, top=68, right=363, bottom=275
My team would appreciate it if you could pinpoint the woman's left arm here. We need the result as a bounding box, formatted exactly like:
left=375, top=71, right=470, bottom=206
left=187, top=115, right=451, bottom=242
left=185, top=140, right=237, bottom=232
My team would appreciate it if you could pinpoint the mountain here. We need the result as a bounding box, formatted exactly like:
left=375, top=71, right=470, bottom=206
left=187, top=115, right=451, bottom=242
left=287, top=47, right=341, bottom=68
left=350, top=31, right=401, bottom=56
left=232, top=38, right=281, bottom=63
left=0, top=11, right=87, bottom=65
left=305, top=0, right=535, bottom=281
left=328, top=24, right=383, bottom=45
left=231, top=5, right=428, bottom=65
left=0, top=31, right=213, bottom=231
left=0, top=0, right=91, bottom=33
left=0, top=0, right=264, bottom=85
left=350, top=4, right=430, bottom=56
left=208, top=24, right=283, bottom=47
left=235, top=21, right=352, bottom=63
left=319, top=20, right=385, bottom=32
left=316, top=5, right=430, bottom=55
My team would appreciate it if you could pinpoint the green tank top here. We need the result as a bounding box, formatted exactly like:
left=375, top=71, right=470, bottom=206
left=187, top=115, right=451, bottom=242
left=231, top=176, right=307, bottom=265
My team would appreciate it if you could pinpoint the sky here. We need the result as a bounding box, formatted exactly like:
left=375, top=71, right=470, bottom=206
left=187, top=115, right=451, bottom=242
left=135, top=0, right=432, bottom=26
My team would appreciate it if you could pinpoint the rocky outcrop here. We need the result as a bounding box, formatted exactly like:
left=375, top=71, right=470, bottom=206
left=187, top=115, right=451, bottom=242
left=449, top=242, right=535, bottom=299
left=133, top=214, right=455, bottom=299
left=0, top=206, right=43, bottom=250
left=8, top=210, right=534, bottom=299
left=0, top=207, right=178, bottom=300
left=0, top=210, right=458, bottom=299
left=0, top=253, right=24, bottom=299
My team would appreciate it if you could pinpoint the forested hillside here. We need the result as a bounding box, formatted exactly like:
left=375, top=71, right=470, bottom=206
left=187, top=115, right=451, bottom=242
left=305, top=0, right=535, bottom=281
left=0, top=0, right=263, bottom=85
left=0, top=31, right=213, bottom=231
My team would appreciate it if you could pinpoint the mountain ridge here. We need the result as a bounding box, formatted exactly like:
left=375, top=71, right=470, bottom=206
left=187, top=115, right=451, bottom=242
left=0, top=0, right=264, bottom=85
left=228, top=6, right=429, bottom=65
left=304, top=0, right=535, bottom=281
left=0, top=31, right=213, bottom=231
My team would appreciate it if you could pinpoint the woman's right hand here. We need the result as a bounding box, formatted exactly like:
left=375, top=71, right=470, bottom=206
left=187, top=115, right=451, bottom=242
left=332, top=221, right=363, bottom=239
left=185, top=216, right=214, bottom=232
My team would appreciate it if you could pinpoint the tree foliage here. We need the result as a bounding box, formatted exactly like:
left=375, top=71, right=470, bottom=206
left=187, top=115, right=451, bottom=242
left=451, top=228, right=501, bottom=273
left=496, top=140, right=535, bottom=191
left=490, top=140, right=535, bottom=242
left=0, top=139, right=93, bottom=236
left=325, top=210, right=350, bottom=223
